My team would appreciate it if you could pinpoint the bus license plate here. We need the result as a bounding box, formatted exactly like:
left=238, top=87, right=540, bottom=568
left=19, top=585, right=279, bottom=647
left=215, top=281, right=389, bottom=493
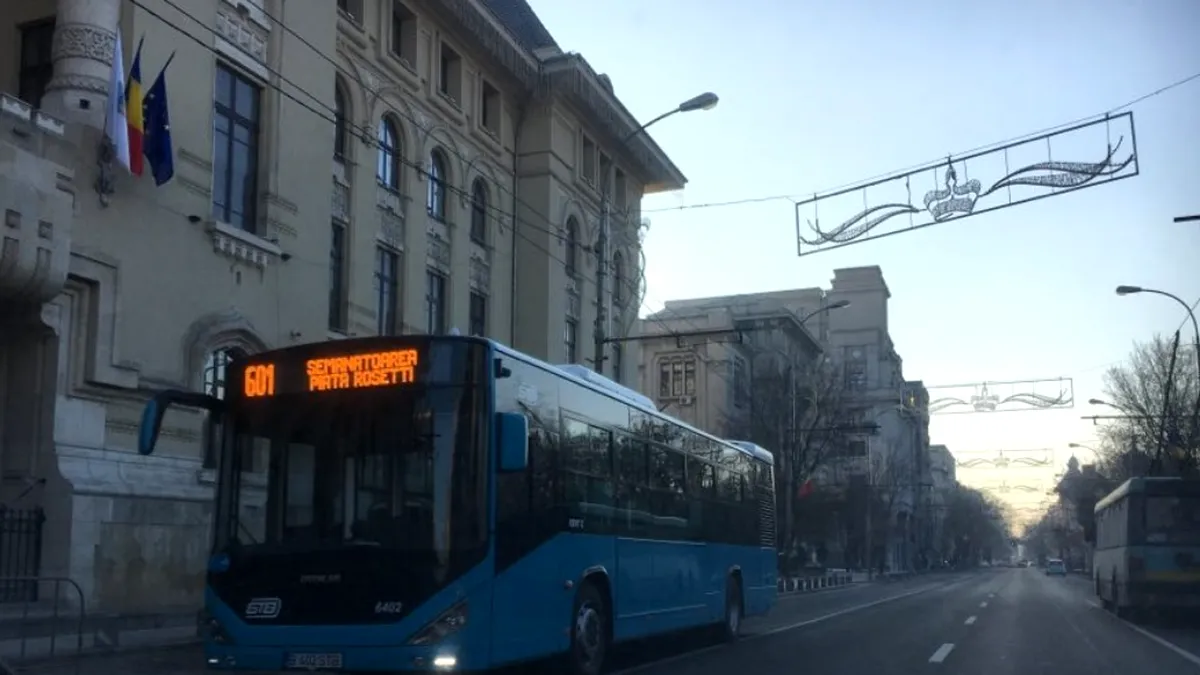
left=287, top=652, right=343, bottom=670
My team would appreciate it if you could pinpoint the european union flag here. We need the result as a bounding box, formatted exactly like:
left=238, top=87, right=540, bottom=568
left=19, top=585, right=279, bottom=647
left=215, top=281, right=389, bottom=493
left=143, top=53, right=175, bottom=187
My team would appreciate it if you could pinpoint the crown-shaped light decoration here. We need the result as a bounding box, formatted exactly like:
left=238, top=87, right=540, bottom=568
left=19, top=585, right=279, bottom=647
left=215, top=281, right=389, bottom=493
left=923, top=160, right=982, bottom=221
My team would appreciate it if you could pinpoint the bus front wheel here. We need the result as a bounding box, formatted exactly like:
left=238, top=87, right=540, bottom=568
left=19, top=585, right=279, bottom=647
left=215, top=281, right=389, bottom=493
left=569, top=581, right=610, bottom=675
left=721, top=576, right=743, bottom=643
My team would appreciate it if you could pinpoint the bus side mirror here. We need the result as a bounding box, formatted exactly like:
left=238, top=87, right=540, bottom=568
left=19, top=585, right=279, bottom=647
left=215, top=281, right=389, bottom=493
left=496, top=411, right=529, bottom=472
left=138, top=390, right=225, bottom=456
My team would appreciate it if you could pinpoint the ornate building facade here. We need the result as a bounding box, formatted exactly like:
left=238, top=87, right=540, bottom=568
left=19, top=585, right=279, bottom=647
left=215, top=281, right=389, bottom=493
left=0, top=0, right=683, bottom=622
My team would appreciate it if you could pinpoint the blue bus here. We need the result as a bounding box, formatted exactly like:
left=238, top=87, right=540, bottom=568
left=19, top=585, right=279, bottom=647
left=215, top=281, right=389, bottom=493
left=136, top=335, right=778, bottom=673
left=1093, top=476, right=1200, bottom=616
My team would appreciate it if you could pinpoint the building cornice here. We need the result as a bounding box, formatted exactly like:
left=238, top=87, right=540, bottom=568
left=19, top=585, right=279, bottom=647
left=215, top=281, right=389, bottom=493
left=432, top=0, right=686, bottom=193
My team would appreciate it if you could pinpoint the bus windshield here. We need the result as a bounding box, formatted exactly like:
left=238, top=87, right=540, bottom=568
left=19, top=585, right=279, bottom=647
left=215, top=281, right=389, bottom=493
left=205, top=384, right=489, bottom=624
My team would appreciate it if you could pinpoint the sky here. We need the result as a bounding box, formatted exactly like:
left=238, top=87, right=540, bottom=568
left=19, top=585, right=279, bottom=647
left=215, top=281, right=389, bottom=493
left=525, top=0, right=1200, bottom=519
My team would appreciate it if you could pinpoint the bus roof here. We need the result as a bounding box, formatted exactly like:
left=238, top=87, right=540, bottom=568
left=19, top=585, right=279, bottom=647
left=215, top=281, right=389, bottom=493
left=724, top=440, right=776, bottom=464
left=491, top=340, right=773, bottom=466
left=1094, top=476, right=1200, bottom=513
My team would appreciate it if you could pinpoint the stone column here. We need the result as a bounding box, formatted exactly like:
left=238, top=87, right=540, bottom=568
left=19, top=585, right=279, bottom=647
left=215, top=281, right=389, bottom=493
left=41, top=0, right=123, bottom=129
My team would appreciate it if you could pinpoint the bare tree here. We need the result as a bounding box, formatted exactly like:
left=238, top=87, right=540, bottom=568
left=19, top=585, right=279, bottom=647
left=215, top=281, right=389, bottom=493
left=726, top=358, right=853, bottom=565
left=943, top=485, right=1010, bottom=566
left=865, top=437, right=917, bottom=572
left=1099, top=334, right=1199, bottom=476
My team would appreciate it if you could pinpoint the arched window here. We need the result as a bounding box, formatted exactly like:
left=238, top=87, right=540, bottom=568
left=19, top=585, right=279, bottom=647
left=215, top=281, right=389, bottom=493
left=201, top=346, right=245, bottom=469
left=612, top=250, right=624, bottom=305
left=470, top=179, right=487, bottom=244
left=377, top=117, right=400, bottom=189
left=427, top=149, right=448, bottom=220
left=565, top=217, right=579, bottom=277
left=333, top=82, right=348, bottom=159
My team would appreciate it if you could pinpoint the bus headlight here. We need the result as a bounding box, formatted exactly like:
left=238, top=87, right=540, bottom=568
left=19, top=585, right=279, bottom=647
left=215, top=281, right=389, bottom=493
left=406, top=601, right=468, bottom=646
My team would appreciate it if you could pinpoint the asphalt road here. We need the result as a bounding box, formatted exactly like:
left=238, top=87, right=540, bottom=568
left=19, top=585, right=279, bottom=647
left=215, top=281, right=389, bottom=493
left=20, top=568, right=1200, bottom=674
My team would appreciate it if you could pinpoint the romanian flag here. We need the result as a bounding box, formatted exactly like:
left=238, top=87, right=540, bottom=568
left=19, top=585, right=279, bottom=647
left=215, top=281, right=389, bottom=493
left=125, top=36, right=145, bottom=176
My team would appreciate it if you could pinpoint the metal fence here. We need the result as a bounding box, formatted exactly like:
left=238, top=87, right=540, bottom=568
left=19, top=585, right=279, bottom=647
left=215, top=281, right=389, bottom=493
left=0, top=507, right=45, bottom=604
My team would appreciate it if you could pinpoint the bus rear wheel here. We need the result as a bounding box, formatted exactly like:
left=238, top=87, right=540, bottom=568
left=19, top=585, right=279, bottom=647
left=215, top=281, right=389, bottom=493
left=721, top=576, right=743, bottom=643
left=569, top=582, right=609, bottom=675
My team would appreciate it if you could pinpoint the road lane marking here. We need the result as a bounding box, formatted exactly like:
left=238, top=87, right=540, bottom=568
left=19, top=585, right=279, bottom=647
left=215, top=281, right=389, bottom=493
left=610, top=578, right=969, bottom=675
left=1093, top=610, right=1200, bottom=668
left=979, top=601, right=988, bottom=608
left=929, top=643, right=955, bottom=663
left=964, top=616, right=977, bottom=625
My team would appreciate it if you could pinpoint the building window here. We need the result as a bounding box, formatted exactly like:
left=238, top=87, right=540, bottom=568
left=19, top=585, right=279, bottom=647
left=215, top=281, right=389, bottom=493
left=612, top=251, right=624, bottom=306
left=732, top=356, right=748, bottom=407
left=658, top=357, right=697, bottom=398
left=329, top=221, right=347, bottom=331
left=377, top=118, right=400, bottom=189
left=390, top=2, right=417, bottom=65
left=212, top=63, right=262, bottom=232
left=18, top=19, right=55, bottom=108
left=438, top=42, right=462, bottom=103
left=425, top=270, right=447, bottom=334
left=470, top=179, right=488, bottom=244
left=333, top=82, right=348, bottom=159
left=469, top=292, right=487, bottom=336
left=375, top=247, right=400, bottom=335
left=428, top=150, right=448, bottom=220
left=611, top=344, right=623, bottom=383
left=581, top=136, right=597, bottom=184
left=614, top=169, right=627, bottom=209
left=202, top=347, right=244, bottom=469
left=599, top=153, right=612, bottom=189
left=337, top=0, right=363, bottom=23
left=480, top=80, right=500, bottom=135
left=565, top=217, right=579, bottom=277
left=564, top=319, right=578, bottom=364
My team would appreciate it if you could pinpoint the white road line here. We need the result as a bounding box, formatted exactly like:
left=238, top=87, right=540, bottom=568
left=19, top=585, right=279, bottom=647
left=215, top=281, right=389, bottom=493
left=964, top=615, right=977, bottom=625
left=609, top=580, right=964, bottom=675
left=929, top=643, right=955, bottom=663
left=1092, top=607, right=1200, bottom=668
left=979, top=601, right=988, bottom=608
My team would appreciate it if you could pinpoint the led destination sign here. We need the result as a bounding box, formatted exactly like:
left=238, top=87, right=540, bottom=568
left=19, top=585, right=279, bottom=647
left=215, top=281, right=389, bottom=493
left=241, top=348, right=421, bottom=398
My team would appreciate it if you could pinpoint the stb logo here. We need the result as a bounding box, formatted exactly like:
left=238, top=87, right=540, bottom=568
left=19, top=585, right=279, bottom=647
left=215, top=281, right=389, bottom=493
left=245, top=597, right=282, bottom=619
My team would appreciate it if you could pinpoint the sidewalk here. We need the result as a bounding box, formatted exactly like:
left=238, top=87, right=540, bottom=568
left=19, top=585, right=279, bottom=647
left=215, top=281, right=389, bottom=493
left=12, top=645, right=203, bottom=675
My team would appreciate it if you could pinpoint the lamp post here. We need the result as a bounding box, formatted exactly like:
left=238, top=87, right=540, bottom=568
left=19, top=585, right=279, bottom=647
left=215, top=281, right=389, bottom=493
left=1115, top=285, right=1200, bottom=469
left=593, top=92, right=719, bottom=374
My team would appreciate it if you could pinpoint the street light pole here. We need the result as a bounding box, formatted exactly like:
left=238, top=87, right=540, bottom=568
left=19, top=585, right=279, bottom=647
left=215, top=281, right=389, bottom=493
left=1115, top=285, right=1200, bottom=466
left=592, top=92, right=719, bottom=374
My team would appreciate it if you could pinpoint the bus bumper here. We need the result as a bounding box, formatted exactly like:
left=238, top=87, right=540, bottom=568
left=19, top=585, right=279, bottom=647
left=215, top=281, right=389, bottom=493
left=202, top=644, right=481, bottom=671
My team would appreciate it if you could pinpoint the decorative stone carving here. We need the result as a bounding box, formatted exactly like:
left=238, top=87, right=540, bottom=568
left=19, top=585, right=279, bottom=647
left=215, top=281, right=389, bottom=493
left=375, top=184, right=404, bottom=214
left=216, top=9, right=268, bottom=64
left=51, top=24, right=115, bottom=65
left=426, top=231, right=450, bottom=271
left=46, top=74, right=108, bottom=97
left=206, top=221, right=282, bottom=268
left=331, top=180, right=349, bottom=221
left=379, top=209, right=404, bottom=250
left=469, top=255, right=490, bottom=291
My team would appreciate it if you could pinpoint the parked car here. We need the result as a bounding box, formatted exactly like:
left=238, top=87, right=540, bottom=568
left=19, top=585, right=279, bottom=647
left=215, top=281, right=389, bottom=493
left=1045, top=558, right=1067, bottom=576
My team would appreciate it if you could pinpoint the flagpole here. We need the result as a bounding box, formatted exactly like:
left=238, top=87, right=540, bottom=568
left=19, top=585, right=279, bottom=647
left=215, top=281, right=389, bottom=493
left=159, top=51, right=176, bottom=74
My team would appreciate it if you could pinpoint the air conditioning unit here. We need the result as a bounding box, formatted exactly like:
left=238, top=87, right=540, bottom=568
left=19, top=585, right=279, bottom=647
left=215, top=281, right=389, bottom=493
left=679, top=395, right=694, bottom=406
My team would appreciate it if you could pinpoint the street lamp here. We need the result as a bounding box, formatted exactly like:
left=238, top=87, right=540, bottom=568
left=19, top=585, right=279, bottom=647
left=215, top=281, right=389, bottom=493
left=623, top=92, right=720, bottom=142
left=595, top=92, right=720, bottom=372
left=1115, top=284, right=1200, bottom=466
